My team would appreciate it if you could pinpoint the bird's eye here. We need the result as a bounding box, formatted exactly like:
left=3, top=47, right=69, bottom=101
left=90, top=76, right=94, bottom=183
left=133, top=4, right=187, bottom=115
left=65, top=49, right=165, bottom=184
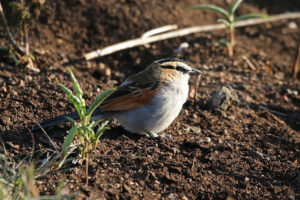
left=176, top=66, right=188, bottom=73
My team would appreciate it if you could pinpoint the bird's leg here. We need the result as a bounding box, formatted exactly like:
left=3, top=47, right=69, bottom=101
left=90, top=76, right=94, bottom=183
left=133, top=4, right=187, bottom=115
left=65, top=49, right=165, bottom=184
left=144, top=131, right=172, bottom=139
left=145, top=131, right=159, bottom=138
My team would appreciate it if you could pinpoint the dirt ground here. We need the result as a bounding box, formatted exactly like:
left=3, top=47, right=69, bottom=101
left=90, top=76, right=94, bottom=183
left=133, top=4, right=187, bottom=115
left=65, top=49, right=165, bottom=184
left=1, top=0, right=300, bottom=199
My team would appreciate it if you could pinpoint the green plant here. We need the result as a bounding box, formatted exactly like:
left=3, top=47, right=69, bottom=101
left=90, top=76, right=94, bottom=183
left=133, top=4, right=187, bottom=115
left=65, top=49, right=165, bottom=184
left=0, top=163, right=39, bottom=200
left=187, top=0, right=267, bottom=56
left=58, top=68, right=115, bottom=185
left=0, top=0, right=45, bottom=69
left=0, top=138, right=75, bottom=200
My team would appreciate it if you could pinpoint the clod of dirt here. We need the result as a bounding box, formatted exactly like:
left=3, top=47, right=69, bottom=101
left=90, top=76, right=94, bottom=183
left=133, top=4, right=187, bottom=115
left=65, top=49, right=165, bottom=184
left=209, top=85, right=239, bottom=110
left=98, top=62, right=112, bottom=77
left=186, top=125, right=202, bottom=134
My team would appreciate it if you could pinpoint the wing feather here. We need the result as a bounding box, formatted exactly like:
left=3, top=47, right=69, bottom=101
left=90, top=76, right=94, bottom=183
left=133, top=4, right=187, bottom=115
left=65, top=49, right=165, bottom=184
left=100, top=87, right=158, bottom=111
left=100, top=64, right=162, bottom=111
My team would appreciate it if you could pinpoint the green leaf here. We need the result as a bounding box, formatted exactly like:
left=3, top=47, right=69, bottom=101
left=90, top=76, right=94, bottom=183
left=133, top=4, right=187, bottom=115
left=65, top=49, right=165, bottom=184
left=91, top=119, right=102, bottom=129
left=81, top=126, right=95, bottom=140
left=229, top=0, right=243, bottom=16
left=61, top=127, right=77, bottom=156
left=186, top=5, right=229, bottom=18
left=67, top=68, right=83, bottom=98
left=95, top=121, right=109, bottom=137
left=67, top=68, right=86, bottom=114
left=235, top=13, right=268, bottom=22
left=58, top=83, right=83, bottom=120
left=218, top=39, right=231, bottom=47
left=86, top=88, right=116, bottom=118
left=65, top=116, right=77, bottom=126
left=8, top=49, right=19, bottom=65
left=217, top=19, right=230, bottom=29
left=26, top=54, right=35, bottom=60
left=78, top=146, right=83, bottom=154
left=9, top=2, right=20, bottom=10
left=94, top=121, right=110, bottom=149
left=88, top=121, right=96, bottom=129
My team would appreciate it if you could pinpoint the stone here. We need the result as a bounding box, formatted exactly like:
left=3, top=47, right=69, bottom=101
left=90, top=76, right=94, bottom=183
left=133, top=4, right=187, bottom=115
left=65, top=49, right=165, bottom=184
left=209, top=85, right=239, bottom=110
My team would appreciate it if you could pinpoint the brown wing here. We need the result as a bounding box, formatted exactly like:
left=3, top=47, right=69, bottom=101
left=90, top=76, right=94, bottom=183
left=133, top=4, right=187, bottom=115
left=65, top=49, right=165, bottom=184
left=100, top=86, right=158, bottom=111
left=100, top=63, right=163, bottom=112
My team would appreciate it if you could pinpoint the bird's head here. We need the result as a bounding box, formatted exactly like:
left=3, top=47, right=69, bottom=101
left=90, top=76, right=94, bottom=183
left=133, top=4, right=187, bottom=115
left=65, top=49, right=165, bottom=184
left=146, top=58, right=202, bottom=83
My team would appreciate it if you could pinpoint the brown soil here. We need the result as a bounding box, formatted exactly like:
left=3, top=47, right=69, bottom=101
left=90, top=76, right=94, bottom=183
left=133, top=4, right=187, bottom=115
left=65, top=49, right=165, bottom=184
left=1, top=0, right=300, bottom=199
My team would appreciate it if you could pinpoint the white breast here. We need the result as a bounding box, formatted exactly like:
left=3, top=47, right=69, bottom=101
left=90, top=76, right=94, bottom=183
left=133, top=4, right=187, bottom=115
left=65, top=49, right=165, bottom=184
left=116, top=74, right=190, bottom=135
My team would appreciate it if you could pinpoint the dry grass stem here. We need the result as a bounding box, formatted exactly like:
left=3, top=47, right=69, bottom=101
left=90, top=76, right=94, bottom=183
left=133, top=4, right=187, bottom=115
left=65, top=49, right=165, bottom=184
left=292, top=42, right=300, bottom=80
left=0, top=2, right=26, bottom=55
left=84, top=12, right=300, bottom=60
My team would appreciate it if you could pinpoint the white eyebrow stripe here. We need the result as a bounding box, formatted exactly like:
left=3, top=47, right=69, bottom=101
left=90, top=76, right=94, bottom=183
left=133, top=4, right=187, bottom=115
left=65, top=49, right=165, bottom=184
left=160, top=61, right=192, bottom=70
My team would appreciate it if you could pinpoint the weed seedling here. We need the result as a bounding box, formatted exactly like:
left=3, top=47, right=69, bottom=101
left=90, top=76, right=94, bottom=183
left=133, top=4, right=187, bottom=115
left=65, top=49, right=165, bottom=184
left=0, top=0, right=45, bottom=70
left=58, top=68, right=115, bottom=185
left=187, top=0, right=267, bottom=56
left=0, top=137, right=75, bottom=199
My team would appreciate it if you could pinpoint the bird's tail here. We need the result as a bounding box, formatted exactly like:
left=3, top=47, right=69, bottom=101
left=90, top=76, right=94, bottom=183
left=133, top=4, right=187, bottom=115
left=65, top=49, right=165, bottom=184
left=32, top=107, right=112, bottom=131
left=32, top=111, right=79, bottom=131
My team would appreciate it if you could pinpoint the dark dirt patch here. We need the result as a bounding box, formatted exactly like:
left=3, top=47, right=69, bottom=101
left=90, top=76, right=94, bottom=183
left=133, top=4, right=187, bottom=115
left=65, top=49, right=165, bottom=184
left=0, top=0, right=300, bottom=199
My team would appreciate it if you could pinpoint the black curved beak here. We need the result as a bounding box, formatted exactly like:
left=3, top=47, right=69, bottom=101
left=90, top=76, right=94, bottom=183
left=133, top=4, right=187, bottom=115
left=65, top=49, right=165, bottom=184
left=189, top=67, right=202, bottom=75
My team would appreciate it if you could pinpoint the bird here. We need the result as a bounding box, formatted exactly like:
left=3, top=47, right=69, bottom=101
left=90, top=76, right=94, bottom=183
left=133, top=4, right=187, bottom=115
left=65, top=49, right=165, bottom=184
left=33, top=58, right=202, bottom=138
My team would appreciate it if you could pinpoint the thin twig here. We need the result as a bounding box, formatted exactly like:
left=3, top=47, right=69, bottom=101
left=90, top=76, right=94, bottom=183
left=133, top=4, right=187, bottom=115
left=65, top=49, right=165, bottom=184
left=259, top=105, right=300, bottom=121
left=84, top=12, right=300, bottom=60
left=25, top=31, right=29, bottom=55
left=194, top=74, right=202, bottom=102
left=259, top=105, right=287, bottom=117
left=292, top=42, right=300, bottom=80
left=28, top=129, right=35, bottom=163
left=0, top=2, right=26, bottom=55
left=243, top=55, right=256, bottom=70
left=259, top=105, right=287, bottom=125
left=36, top=123, right=59, bottom=152
left=90, top=154, right=146, bottom=159
left=141, top=25, right=178, bottom=48
left=141, top=24, right=178, bottom=38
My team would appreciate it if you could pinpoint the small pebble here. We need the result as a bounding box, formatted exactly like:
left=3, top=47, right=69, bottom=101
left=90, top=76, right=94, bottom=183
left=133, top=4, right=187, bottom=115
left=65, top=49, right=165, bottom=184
left=286, top=88, right=298, bottom=96
left=184, top=109, right=189, bottom=115
left=9, top=77, right=17, bottom=85
left=128, top=181, right=134, bottom=186
left=205, top=137, right=211, bottom=143
left=49, top=74, right=56, bottom=80
left=98, top=62, right=111, bottom=77
left=171, top=147, right=180, bottom=154
left=288, top=21, right=298, bottom=29
left=11, top=90, right=18, bottom=96
left=25, top=75, right=33, bottom=82
left=188, top=126, right=201, bottom=134
left=167, top=193, right=176, bottom=199
left=182, top=195, right=189, bottom=200
left=0, top=86, right=7, bottom=93
left=19, top=80, right=25, bottom=87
